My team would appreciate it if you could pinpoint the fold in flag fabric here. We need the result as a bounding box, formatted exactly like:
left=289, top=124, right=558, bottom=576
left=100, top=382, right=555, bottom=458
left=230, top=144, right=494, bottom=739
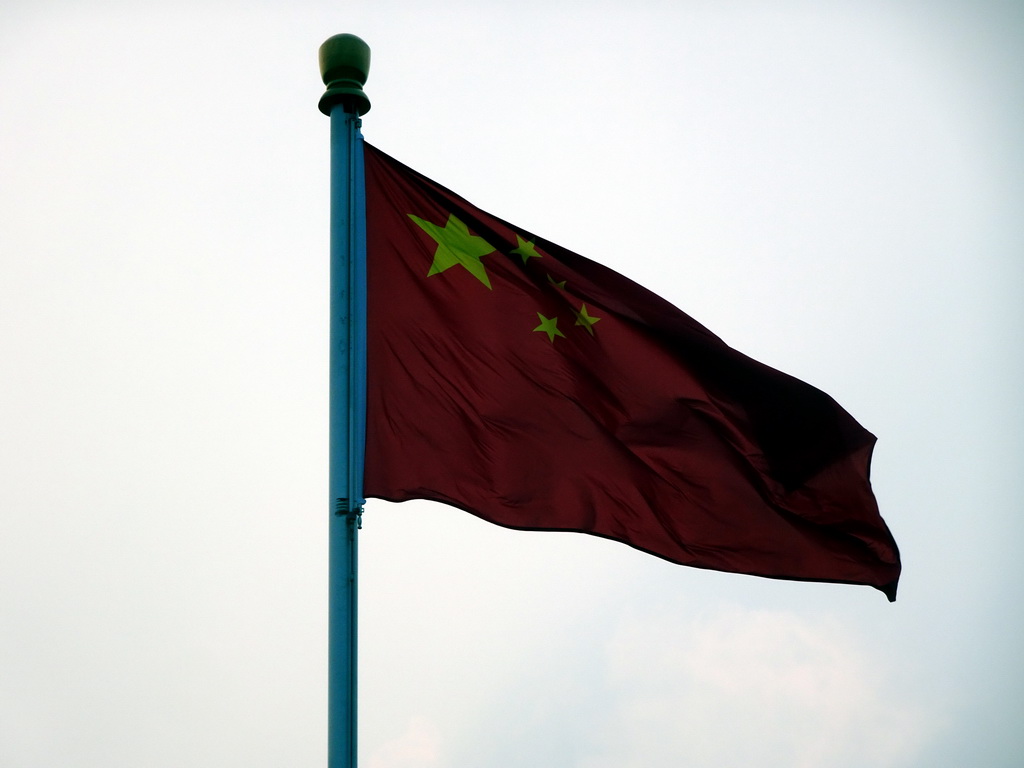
left=362, top=142, right=901, bottom=601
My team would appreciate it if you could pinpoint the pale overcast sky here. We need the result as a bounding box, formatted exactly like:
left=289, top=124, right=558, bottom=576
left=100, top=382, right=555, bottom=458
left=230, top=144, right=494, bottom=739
left=1, top=2, right=1022, bottom=767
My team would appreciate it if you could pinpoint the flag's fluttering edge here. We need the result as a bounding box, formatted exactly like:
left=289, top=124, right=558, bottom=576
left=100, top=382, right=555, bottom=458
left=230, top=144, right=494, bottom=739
left=362, top=143, right=901, bottom=600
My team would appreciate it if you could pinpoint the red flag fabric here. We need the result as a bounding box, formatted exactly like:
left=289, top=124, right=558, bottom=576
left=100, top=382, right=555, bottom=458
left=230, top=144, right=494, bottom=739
left=362, top=142, right=901, bottom=601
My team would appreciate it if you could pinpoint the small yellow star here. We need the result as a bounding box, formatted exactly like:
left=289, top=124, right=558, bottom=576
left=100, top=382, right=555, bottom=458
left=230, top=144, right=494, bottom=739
left=533, top=313, right=565, bottom=343
left=511, top=235, right=542, bottom=264
left=573, top=303, right=601, bottom=335
left=547, top=274, right=567, bottom=290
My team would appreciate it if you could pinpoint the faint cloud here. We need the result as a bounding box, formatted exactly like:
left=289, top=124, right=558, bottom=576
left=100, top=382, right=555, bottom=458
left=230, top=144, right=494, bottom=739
left=368, top=715, right=443, bottom=768
left=592, top=607, right=936, bottom=768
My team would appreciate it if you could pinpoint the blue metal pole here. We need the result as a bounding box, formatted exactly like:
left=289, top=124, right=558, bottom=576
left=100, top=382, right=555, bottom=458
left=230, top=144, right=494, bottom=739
left=319, top=34, right=370, bottom=768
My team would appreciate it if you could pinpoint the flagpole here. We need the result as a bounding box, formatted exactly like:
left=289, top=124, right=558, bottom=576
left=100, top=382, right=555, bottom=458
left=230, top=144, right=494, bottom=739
left=319, top=33, right=370, bottom=768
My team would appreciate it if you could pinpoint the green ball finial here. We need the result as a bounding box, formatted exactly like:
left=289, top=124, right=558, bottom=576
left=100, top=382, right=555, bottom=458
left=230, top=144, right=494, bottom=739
left=318, top=34, right=371, bottom=116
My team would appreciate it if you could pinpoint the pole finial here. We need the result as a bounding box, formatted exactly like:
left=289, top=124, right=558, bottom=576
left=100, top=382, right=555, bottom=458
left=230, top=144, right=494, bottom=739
left=319, top=34, right=371, bottom=116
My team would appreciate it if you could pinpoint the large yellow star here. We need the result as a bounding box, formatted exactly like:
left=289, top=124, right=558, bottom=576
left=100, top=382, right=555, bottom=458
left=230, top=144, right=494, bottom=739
left=408, top=213, right=496, bottom=289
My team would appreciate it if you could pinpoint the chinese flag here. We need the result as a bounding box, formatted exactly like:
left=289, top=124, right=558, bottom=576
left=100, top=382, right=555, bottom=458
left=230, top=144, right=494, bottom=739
left=362, top=142, right=901, bottom=601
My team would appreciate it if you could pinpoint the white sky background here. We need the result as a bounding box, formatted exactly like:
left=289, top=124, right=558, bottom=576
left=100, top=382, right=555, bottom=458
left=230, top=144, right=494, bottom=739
left=1, top=1, right=1021, bottom=766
